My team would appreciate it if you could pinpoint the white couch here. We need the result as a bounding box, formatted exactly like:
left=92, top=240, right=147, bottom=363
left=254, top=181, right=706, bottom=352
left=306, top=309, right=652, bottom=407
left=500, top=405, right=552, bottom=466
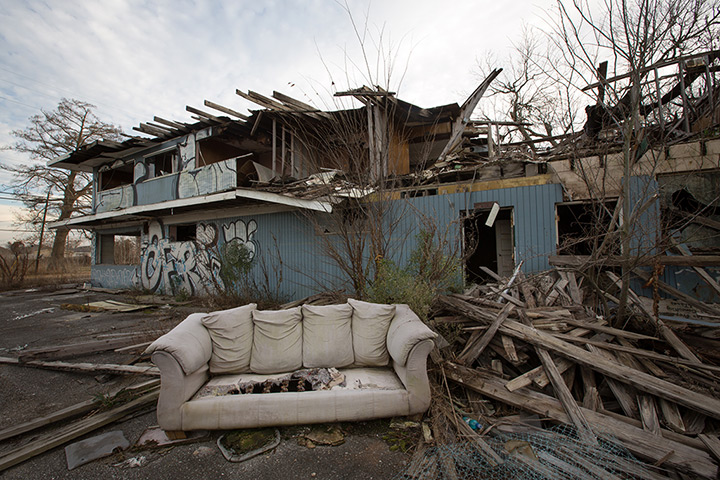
left=146, top=300, right=437, bottom=432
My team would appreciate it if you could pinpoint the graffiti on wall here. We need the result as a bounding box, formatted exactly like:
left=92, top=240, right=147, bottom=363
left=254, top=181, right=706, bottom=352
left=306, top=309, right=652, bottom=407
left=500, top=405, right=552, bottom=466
left=137, top=218, right=258, bottom=295
left=178, top=158, right=237, bottom=198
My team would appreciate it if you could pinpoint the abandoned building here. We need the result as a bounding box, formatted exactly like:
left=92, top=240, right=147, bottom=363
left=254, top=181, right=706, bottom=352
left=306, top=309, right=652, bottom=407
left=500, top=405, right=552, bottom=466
left=48, top=50, right=720, bottom=302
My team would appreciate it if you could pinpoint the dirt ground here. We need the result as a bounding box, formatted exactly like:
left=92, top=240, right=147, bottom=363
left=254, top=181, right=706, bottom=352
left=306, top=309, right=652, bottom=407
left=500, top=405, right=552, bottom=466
left=0, top=286, right=413, bottom=479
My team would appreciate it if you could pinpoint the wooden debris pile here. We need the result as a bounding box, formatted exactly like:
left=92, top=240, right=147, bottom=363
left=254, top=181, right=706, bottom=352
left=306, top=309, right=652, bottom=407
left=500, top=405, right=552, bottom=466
left=0, top=328, right=168, bottom=472
left=422, top=268, right=720, bottom=479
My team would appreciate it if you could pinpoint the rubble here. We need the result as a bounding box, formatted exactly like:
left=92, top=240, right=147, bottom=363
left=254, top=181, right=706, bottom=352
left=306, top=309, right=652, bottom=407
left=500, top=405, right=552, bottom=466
left=414, top=268, right=720, bottom=479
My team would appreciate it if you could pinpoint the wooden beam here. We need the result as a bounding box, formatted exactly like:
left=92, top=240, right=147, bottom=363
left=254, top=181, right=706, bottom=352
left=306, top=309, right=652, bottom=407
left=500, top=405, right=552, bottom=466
left=443, top=362, right=717, bottom=478
left=146, top=122, right=177, bottom=134
left=185, top=105, right=223, bottom=123
left=550, top=334, right=720, bottom=373
left=536, top=347, right=597, bottom=444
left=438, top=296, right=720, bottom=419
left=250, top=111, right=263, bottom=136
left=271, top=91, right=318, bottom=111
left=0, top=379, right=159, bottom=442
left=549, top=254, right=720, bottom=267
left=0, top=390, right=159, bottom=472
left=134, top=124, right=170, bottom=138
left=438, top=69, right=502, bottom=160
left=673, top=243, right=720, bottom=298
left=19, top=336, right=152, bottom=362
left=0, top=356, right=160, bottom=376
left=153, top=116, right=188, bottom=130
left=203, top=100, right=249, bottom=120
left=457, top=303, right=514, bottom=365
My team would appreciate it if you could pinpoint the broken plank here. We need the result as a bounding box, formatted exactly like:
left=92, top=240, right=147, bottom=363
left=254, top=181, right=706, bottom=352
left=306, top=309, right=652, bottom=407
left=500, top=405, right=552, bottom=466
left=580, top=367, right=603, bottom=411
left=500, top=335, right=519, bottom=363
left=550, top=333, right=720, bottom=373
left=673, top=243, right=720, bottom=298
left=561, top=318, right=659, bottom=341
left=0, top=379, right=160, bottom=442
left=535, top=347, right=597, bottom=445
left=0, top=356, right=160, bottom=376
left=698, top=434, right=720, bottom=464
left=632, top=268, right=720, bottom=316
left=0, top=390, right=158, bottom=472
left=659, top=399, right=686, bottom=433
left=457, top=303, right=514, bottom=365
left=439, top=295, right=720, bottom=420
left=443, top=362, right=717, bottom=479
left=479, top=266, right=502, bottom=282
left=637, top=395, right=661, bottom=436
left=516, top=271, right=537, bottom=308
left=607, top=271, right=702, bottom=364
left=19, top=336, right=148, bottom=362
left=544, top=278, right=568, bottom=306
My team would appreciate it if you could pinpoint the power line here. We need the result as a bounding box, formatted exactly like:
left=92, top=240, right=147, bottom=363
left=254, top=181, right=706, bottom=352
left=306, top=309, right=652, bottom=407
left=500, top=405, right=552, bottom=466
left=0, top=95, right=41, bottom=110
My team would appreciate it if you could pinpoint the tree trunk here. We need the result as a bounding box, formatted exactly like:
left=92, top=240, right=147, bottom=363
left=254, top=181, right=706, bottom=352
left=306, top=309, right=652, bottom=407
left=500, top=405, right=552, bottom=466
left=48, top=227, right=69, bottom=271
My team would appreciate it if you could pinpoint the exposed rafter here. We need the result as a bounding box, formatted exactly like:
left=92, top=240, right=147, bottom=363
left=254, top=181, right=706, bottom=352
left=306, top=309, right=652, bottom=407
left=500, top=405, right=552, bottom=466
left=204, top=100, right=249, bottom=120
left=185, top=105, right=224, bottom=123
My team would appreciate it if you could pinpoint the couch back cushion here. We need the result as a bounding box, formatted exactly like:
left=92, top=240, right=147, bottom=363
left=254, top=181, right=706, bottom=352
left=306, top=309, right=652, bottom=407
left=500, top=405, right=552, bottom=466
left=250, top=306, right=303, bottom=374
left=302, top=304, right=354, bottom=368
left=348, top=299, right=396, bottom=366
left=200, top=304, right=256, bottom=374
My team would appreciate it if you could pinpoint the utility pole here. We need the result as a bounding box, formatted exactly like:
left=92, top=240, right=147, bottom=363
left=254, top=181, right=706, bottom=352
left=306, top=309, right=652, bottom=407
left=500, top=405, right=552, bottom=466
left=35, top=189, right=51, bottom=273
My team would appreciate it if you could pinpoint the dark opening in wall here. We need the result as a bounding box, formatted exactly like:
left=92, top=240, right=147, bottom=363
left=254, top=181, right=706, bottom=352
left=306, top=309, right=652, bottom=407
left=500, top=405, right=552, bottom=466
left=147, top=149, right=177, bottom=178
left=99, top=163, right=133, bottom=191
left=556, top=200, right=617, bottom=256
left=98, top=233, right=140, bottom=265
left=173, top=224, right=196, bottom=242
left=464, top=207, right=514, bottom=283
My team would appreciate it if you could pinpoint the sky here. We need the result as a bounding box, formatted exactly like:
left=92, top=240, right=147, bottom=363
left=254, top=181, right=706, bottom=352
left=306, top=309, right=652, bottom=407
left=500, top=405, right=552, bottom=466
left=0, top=0, right=559, bottom=246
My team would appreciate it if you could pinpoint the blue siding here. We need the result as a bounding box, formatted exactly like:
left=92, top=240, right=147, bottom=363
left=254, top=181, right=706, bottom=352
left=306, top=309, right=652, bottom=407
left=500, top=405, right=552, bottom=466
left=90, top=182, right=564, bottom=300
left=396, top=183, right=563, bottom=274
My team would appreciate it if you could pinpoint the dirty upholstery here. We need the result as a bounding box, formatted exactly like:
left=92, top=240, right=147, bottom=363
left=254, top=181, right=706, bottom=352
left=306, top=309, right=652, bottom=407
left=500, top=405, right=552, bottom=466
left=147, top=302, right=436, bottom=431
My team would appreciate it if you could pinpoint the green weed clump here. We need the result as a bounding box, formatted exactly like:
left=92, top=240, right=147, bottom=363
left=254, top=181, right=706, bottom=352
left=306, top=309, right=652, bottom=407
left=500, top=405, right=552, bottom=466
left=210, top=240, right=286, bottom=310
left=367, top=229, right=462, bottom=321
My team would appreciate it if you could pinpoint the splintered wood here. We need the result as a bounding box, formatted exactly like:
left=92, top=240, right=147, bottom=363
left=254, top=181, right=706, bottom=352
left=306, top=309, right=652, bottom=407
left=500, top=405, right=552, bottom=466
left=431, top=269, right=720, bottom=479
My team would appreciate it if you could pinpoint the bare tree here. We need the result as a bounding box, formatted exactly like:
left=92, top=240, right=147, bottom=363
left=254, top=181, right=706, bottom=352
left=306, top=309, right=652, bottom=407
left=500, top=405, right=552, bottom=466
left=3, top=98, right=123, bottom=268
left=547, top=0, right=720, bottom=320
left=476, top=26, right=582, bottom=148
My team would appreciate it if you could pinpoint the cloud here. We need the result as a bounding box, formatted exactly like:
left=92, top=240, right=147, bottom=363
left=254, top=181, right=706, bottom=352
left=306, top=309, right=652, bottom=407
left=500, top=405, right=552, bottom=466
left=0, top=0, right=558, bottom=214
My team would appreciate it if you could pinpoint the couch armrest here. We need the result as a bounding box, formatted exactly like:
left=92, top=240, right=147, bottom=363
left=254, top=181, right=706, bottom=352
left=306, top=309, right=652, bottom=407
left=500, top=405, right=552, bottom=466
left=145, top=313, right=213, bottom=375
left=386, top=304, right=437, bottom=367
left=393, top=339, right=435, bottom=414
left=151, top=351, right=209, bottom=431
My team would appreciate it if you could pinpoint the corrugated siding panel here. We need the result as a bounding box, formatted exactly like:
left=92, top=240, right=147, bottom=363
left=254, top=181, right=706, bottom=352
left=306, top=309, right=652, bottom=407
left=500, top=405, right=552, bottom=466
left=396, top=182, right=563, bottom=275
left=105, top=182, right=564, bottom=300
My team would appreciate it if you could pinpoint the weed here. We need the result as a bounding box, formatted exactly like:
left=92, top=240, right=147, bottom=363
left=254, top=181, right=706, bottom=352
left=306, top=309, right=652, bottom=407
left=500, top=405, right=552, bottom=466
left=367, top=228, right=462, bottom=321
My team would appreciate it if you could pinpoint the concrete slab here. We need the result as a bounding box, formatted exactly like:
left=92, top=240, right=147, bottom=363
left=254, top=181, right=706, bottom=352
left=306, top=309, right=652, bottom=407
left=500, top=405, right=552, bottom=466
left=65, top=430, right=129, bottom=470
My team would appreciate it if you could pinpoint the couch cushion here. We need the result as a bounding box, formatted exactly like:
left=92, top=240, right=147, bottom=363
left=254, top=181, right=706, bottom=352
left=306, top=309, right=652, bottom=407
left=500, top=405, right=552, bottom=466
left=201, top=303, right=256, bottom=374
left=251, top=307, right=303, bottom=374
left=145, top=312, right=212, bottom=375
left=348, top=299, right=396, bottom=366
left=302, top=304, right=354, bottom=368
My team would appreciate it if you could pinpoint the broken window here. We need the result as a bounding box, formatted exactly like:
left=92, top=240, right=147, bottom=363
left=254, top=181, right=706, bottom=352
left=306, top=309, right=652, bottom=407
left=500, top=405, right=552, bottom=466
left=169, top=224, right=196, bottom=242
left=196, top=137, right=247, bottom=167
left=659, top=171, right=720, bottom=253
left=146, top=148, right=178, bottom=178
left=99, top=163, right=133, bottom=191
left=98, top=233, right=140, bottom=265
left=464, top=205, right=515, bottom=283
left=556, top=200, right=618, bottom=256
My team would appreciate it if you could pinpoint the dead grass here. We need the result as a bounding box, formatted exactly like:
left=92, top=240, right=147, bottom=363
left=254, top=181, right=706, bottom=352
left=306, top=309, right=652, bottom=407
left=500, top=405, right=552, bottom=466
left=0, top=261, right=91, bottom=291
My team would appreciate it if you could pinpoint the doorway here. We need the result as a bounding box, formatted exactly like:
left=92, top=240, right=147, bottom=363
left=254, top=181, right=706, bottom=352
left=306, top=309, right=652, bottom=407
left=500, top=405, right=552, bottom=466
left=464, top=206, right=515, bottom=283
